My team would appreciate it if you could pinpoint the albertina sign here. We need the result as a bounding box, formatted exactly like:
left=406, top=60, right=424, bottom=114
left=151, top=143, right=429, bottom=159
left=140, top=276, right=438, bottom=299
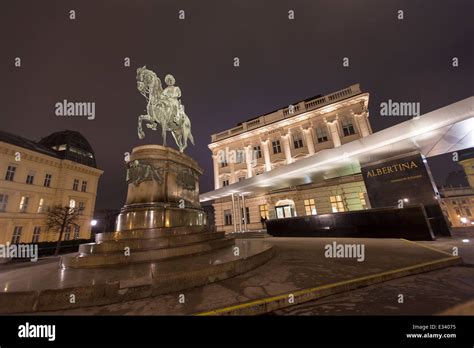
left=366, top=160, right=418, bottom=178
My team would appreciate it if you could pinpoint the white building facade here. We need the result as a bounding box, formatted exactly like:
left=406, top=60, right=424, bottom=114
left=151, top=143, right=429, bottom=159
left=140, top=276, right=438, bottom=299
left=208, top=84, right=372, bottom=232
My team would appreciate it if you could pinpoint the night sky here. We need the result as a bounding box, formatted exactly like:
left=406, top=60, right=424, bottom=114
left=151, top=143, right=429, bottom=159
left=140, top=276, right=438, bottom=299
left=1, top=0, right=473, bottom=211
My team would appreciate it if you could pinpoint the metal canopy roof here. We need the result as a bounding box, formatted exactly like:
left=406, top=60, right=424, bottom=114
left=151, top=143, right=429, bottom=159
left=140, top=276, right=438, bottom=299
left=200, top=96, right=474, bottom=202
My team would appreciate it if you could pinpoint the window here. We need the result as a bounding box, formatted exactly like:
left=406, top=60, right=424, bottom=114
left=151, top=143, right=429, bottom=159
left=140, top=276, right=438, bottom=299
left=293, top=133, right=304, bottom=149
left=304, top=199, right=317, bottom=215
left=32, top=226, right=41, bottom=243
left=238, top=176, right=245, bottom=182
left=315, top=127, right=328, bottom=143
left=330, top=195, right=346, bottom=212
left=359, top=192, right=367, bottom=209
left=465, top=207, right=472, bottom=217
left=81, top=181, right=88, bottom=192
left=26, top=172, right=35, bottom=185
left=341, top=119, right=356, bottom=136
left=74, top=225, right=80, bottom=239
left=236, top=151, right=245, bottom=164
left=454, top=207, right=461, bottom=216
left=78, top=201, right=85, bottom=213
left=241, top=207, right=250, bottom=224
left=5, top=166, right=16, bottom=181
left=259, top=204, right=269, bottom=219
left=224, top=209, right=233, bottom=225
left=37, top=198, right=46, bottom=213
left=452, top=200, right=458, bottom=205
left=44, top=174, right=52, bottom=187
left=222, top=179, right=229, bottom=187
left=253, top=146, right=262, bottom=159
left=19, top=196, right=29, bottom=213
left=73, top=179, right=79, bottom=191
left=221, top=160, right=228, bottom=168
left=272, top=140, right=282, bottom=154
left=12, top=226, right=22, bottom=244
left=0, top=194, right=8, bottom=212
left=461, top=200, right=467, bottom=204
left=64, top=226, right=71, bottom=241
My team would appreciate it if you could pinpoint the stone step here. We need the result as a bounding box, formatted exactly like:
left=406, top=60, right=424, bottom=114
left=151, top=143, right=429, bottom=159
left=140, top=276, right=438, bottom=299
left=231, top=231, right=268, bottom=239
left=80, top=231, right=225, bottom=254
left=61, top=236, right=235, bottom=269
left=95, top=225, right=208, bottom=243
left=0, top=240, right=274, bottom=313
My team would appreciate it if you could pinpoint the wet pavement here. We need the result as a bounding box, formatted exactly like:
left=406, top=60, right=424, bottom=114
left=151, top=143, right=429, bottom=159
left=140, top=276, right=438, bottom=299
left=21, top=237, right=461, bottom=315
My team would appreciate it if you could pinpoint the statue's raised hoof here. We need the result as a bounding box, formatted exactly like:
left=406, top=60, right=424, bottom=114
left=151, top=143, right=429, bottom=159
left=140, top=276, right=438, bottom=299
left=138, top=131, right=145, bottom=139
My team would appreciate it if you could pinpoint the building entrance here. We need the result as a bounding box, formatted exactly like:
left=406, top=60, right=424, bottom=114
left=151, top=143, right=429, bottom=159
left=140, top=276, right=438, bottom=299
left=275, top=199, right=296, bottom=218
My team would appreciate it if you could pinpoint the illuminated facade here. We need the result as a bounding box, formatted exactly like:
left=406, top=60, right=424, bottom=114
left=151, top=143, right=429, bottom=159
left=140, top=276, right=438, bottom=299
left=440, top=186, right=474, bottom=227
left=440, top=152, right=474, bottom=227
left=208, top=84, right=372, bottom=232
left=0, top=130, right=103, bottom=244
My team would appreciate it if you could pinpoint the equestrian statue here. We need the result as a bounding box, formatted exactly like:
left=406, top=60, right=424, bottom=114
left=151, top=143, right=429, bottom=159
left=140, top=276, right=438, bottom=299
left=136, top=66, right=194, bottom=152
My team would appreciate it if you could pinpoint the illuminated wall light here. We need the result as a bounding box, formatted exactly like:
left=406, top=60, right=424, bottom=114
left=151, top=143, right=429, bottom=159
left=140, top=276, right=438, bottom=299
left=460, top=217, right=468, bottom=224
left=462, top=239, right=470, bottom=243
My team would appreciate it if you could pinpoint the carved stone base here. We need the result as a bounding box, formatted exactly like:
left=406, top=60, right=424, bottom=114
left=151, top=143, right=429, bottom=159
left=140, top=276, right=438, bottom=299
left=117, top=144, right=206, bottom=230
left=116, top=205, right=207, bottom=231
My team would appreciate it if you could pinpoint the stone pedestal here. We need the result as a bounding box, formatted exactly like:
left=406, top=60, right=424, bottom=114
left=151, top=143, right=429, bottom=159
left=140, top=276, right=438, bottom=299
left=116, top=145, right=206, bottom=231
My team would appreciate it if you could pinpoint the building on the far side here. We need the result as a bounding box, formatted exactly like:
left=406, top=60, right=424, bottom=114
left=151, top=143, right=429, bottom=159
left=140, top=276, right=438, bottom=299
left=0, top=130, right=103, bottom=244
left=439, top=148, right=474, bottom=227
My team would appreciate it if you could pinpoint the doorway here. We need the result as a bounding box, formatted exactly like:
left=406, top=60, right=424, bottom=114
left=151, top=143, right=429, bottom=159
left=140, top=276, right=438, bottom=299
left=275, top=199, right=296, bottom=219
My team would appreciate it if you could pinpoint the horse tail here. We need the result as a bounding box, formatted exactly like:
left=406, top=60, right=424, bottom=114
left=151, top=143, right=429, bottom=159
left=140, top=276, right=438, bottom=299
left=188, top=131, right=195, bottom=145
left=183, top=115, right=195, bottom=145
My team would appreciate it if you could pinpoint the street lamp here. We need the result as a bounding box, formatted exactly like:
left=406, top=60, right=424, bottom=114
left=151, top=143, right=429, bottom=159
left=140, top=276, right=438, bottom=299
left=91, top=219, right=98, bottom=227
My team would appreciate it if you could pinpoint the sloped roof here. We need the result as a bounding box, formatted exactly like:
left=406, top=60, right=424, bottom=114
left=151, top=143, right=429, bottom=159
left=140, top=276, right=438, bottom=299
left=0, top=129, right=97, bottom=168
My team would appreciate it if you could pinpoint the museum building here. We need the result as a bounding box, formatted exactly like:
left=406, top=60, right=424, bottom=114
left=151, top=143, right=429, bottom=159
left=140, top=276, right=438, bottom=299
left=207, top=84, right=373, bottom=232
left=203, top=85, right=474, bottom=235
left=0, top=130, right=103, bottom=244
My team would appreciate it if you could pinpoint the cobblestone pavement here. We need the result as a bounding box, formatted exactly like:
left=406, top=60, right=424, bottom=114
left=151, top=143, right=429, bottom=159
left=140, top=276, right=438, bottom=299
left=274, top=231, right=474, bottom=315
left=31, top=237, right=463, bottom=315
left=273, top=266, right=474, bottom=315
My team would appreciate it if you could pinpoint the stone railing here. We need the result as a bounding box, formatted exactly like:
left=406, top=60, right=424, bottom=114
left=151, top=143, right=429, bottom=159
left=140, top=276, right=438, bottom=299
left=439, top=186, right=474, bottom=197
left=211, top=84, right=361, bottom=142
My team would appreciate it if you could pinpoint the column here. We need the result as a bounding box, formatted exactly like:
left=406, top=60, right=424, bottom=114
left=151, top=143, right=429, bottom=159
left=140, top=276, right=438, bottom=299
left=325, top=118, right=341, bottom=147
left=281, top=133, right=293, bottom=164
left=212, top=154, right=220, bottom=189
left=231, top=194, right=237, bottom=233
left=236, top=194, right=242, bottom=232
left=241, top=194, right=247, bottom=232
left=229, top=161, right=236, bottom=184
left=261, top=139, right=272, bottom=172
left=245, top=145, right=253, bottom=178
left=354, top=113, right=370, bottom=137
left=303, top=127, right=315, bottom=155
